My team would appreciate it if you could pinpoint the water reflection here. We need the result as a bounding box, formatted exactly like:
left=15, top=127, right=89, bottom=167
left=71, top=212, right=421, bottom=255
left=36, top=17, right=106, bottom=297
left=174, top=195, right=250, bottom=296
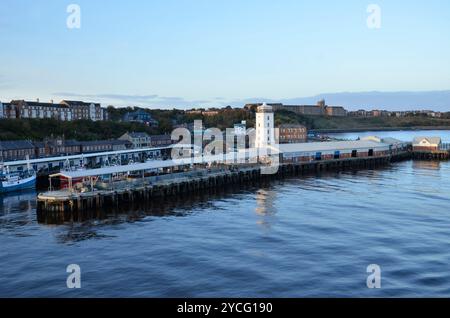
left=4, top=159, right=450, bottom=297
left=255, top=189, right=277, bottom=216
left=55, top=224, right=116, bottom=244
left=36, top=167, right=394, bottom=230
left=255, top=188, right=278, bottom=230
left=33, top=181, right=280, bottom=243
left=412, top=160, right=441, bottom=171
left=0, top=190, right=35, bottom=215
left=6, top=164, right=423, bottom=245
left=0, top=191, right=36, bottom=233
left=37, top=181, right=273, bottom=226
left=328, top=130, right=450, bottom=143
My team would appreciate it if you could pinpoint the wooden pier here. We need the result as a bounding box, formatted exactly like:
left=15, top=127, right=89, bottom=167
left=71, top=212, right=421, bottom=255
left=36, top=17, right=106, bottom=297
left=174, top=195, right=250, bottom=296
left=37, top=153, right=407, bottom=215
left=412, top=150, right=450, bottom=160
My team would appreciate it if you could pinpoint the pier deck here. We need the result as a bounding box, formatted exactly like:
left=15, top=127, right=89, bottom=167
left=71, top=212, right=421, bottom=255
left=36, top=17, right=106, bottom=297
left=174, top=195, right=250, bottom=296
left=412, top=150, right=450, bottom=160
left=37, top=153, right=404, bottom=214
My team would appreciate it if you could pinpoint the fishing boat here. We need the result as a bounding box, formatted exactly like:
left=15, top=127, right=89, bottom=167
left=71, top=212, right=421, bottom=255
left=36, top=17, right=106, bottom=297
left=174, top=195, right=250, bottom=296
left=0, top=166, right=36, bottom=193
left=0, top=155, right=36, bottom=194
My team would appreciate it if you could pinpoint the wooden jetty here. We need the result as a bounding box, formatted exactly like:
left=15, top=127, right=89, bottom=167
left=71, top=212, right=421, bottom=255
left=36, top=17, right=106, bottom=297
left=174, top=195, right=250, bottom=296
left=37, top=152, right=408, bottom=215
left=412, top=150, right=450, bottom=160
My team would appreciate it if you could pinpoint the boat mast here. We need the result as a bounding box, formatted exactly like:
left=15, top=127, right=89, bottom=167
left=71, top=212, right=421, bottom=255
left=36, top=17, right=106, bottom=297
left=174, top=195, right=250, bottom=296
left=26, top=154, right=31, bottom=171
left=0, top=142, right=3, bottom=174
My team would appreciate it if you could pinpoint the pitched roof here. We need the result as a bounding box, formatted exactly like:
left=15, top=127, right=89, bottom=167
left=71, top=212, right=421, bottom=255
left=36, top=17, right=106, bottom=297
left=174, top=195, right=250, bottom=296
left=361, top=136, right=382, bottom=143
left=413, top=137, right=442, bottom=145
left=0, top=140, right=35, bottom=150
left=381, top=137, right=404, bottom=145
left=278, top=124, right=306, bottom=128
left=60, top=100, right=100, bottom=107
left=150, top=134, right=172, bottom=141
left=11, top=100, right=68, bottom=108
left=123, top=110, right=157, bottom=122
left=110, top=140, right=132, bottom=146
left=127, top=132, right=150, bottom=138
left=64, top=140, right=82, bottom=146
left=79, top=140, right=114, bottom=146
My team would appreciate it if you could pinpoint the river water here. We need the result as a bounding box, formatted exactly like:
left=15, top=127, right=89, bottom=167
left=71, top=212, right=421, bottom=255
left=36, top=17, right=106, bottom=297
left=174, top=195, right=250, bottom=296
left=328, top=129, right=450, bottom=143
left=1, top=130, right=450, bottom=297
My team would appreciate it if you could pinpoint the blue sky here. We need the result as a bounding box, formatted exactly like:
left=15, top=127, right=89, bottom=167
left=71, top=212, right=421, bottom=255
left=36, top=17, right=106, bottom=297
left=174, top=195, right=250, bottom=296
left=0, top=0, right=449, bottom=108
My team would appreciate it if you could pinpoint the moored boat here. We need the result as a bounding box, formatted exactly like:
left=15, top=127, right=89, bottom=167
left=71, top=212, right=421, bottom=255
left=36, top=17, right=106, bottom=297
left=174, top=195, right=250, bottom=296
left=0, top=168, right=36, bottom=193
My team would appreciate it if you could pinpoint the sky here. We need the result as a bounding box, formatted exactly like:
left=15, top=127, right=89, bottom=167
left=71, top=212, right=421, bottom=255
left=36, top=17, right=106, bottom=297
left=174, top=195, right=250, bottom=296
left=0, top=0, right=449, bottom=109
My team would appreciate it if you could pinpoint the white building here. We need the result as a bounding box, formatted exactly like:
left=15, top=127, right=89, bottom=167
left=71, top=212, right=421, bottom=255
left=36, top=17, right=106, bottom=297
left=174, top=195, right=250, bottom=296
left=10, top=100, right=73, bottom=121
left=0, top=99, right=109, bottom=121
left=255, top=103, right=275, bottom=148
left=60, top=100, right=105, bottom=121
left=234, top=120, right=247, bottom=136
left=119, top=132, right=152, bottom=149
left=412, top=137, right=442, bottom=151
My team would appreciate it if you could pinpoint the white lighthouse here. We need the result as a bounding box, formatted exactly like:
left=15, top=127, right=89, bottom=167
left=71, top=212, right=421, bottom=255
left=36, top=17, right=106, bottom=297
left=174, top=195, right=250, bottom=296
left=255, top=103, right=275, bottom=148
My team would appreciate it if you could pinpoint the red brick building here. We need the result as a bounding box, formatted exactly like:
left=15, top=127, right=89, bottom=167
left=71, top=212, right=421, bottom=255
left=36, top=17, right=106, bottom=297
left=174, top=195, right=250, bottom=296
left=276, top=124, right=307, bottom=144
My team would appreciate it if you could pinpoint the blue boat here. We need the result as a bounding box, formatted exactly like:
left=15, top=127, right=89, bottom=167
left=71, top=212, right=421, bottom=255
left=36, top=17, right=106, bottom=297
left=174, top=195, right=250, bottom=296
left=0, top=168, right=36, bottom=194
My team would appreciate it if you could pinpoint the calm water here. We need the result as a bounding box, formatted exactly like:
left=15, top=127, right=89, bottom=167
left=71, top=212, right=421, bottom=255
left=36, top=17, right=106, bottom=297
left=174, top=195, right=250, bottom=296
left=328, top=129, right=450, bottom=143
left=2, top=131, right=450, bottom=297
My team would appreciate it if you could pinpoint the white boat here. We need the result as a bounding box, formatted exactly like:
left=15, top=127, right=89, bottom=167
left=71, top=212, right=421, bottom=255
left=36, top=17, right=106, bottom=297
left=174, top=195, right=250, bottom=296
left=0, top=168, right=36, bottom=193
left=0, top=156, right=36, bottom=194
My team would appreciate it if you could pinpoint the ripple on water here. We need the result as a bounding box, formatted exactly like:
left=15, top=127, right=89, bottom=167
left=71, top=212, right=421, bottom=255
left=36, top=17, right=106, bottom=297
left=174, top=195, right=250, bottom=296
left=2, top=160, right=450, bottom=297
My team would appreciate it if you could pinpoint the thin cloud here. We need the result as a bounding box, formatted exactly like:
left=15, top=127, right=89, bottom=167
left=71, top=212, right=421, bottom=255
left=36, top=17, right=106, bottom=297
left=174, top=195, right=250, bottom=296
left=158, top=96, right=185, bottom=102
left=55, top=92, right=159, bottom=103
left=53, top=92, right=212, bottom=109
